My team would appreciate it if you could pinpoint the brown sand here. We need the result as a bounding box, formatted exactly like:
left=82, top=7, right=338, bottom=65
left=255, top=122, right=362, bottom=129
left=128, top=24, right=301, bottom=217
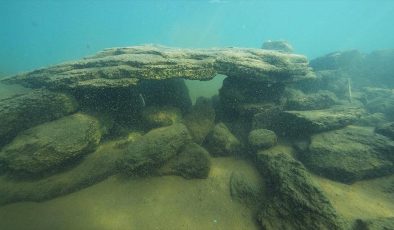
left=314, top=175, right=394, bottom=220
left=0, top=157, right=261, bottom=230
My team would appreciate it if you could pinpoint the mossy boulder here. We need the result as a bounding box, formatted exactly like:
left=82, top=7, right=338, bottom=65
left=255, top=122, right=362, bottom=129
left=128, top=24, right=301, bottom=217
left=256, top=146, right=344, bottom=230
left=229, top=171, right=263, bottom=208
left=0, top=113, right=102, bottom=177
left=248, top=128, right=277, bottom=150
left=0, top=139, right=127, bottom=205
left=0, top=89, right=78, bottom=147
left=204, top=122, right=241, bottom=157
left=118, top=123, right=192, bottom=175
left=142, top=106, right=182, bottom=129
left=183, top=97, right=215, bottom=144
left=158, top=143, right=211, bottom=179
left=303, top=126, right=394, bottom=183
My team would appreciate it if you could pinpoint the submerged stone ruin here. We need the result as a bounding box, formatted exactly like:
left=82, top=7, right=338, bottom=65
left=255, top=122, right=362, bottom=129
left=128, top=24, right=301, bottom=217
left=1, top=44, right=394, bottom=229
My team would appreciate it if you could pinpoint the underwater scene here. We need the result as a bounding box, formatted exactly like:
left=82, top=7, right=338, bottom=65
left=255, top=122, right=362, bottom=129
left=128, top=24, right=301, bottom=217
left=1, top=1, right=394, bottom=229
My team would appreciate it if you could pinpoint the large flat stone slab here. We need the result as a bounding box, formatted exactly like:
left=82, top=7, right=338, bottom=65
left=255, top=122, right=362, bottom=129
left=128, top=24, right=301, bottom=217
left=302, top=126, right=394, bottom=183
left=2, top=45, right=312, bottom=91
left=275, top=105, right=364, bottom=136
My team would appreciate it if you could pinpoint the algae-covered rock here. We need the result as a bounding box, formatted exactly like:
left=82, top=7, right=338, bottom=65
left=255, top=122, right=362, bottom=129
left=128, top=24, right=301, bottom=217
left=204, top=122, right=241, bottom=156
left=118, top=123, right=192, bottom=175
left=159, top=143, right=211, bottom=179
left=310, top=49, right=394, bottom=88
left=363, top=49, right=394, bottom=88
left=0, top=82, right=31, bottom=100
left=142, top=106, right=182, bottom=129
left=310, top=49, right=364, bottom=71
left=248, top=128, right=277, bottom=150
left=219, top=76, right=285, bottom=117
left=276, top=105, right=365, bottom=137
left=0, top=89, right=77, bottom=147
left=139, top=78, right=192, bottom=114
left=0, top=140, right=126, bottom=205
left=366, top=96, right=394, bottom=121
left=256, top=146, right=344, bottom=230
left=375, top=122, right=394, bottom=140
left=0, top=113, right=102, bottom=177
left=183, top=97, right=215, bottom=144
left=2, top=45, right=312, bottom=91
left=303, top=126, right=394, bottom=183
left=291, top=70, right=349, bottom=99
left=284, top=88, right=338, bottom=110
left=262, top=40, right=294, bottom=53
left=251, top=104, right=283, bottom=131
left=229, top=171, right=263, bottom=207
left=355, top=112, right=388, bottom=127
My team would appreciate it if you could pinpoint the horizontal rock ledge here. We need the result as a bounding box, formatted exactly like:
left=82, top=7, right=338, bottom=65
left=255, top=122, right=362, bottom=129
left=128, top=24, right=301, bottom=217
left=2, top=44, right=313, bottom=90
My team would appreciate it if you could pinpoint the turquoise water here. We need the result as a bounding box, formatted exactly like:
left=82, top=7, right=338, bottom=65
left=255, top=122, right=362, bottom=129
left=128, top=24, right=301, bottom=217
left=1, top=0, right=394, bottom=75
left=1, top=1, right=394, bottom=229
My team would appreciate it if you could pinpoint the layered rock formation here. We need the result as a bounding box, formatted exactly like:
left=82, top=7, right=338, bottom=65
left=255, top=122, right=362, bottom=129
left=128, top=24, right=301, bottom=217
left=2, top=45, right=312, bottom=91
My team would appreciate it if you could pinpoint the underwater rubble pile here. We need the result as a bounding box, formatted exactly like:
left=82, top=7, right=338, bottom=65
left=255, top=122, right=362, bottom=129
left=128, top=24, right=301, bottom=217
left=0, top=43, right=394, bottom=229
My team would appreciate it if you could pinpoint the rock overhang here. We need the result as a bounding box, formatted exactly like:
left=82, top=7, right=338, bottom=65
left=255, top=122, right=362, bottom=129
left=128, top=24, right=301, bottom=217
left=2, top=44, right=314, bottom=91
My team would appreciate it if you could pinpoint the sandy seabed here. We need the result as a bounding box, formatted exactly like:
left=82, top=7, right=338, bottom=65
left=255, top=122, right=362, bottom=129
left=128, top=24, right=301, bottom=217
left=0, top=157, right=261, bottom=230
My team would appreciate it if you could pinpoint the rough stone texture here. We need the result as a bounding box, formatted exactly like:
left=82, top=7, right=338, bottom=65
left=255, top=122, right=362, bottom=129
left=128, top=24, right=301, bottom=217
left=261, top=40, right=294, bottom=53
left=138, top=78, right=192, bottom=114
left=118, top=123, right=192, bottom=175
left=360, top=87, right=394, bottom=121
left=310, top=49, right=394, bottom=88
left=219, top=76, right=285, bottom=117
left=291, top=70, right=349, bottom=99
left=284, top=88, right=338, bottom=110
left=363, top=49, right=394, bottom=88
left=355, top=112, right=388, bottom=127
left=204, top=122, right=241, bottom=157
left=251, top=104, right=283, bottom=131
left=183, top=97, right=215, bottom=144
left=0, top=82, right=31, bottom=100
left=248, top=129, right=277, bottom=150
left=141, top=106, right=182, bottom=129
left=0, top=89, right=78, bottom=147
left=0, top=113, right=102, bottom=177
left=310, top=50, right=364, bottom=71
left=158, top=143, right=211, bottom=179
left=366, top=96, right=394, bottom=121
left=375, top=122, right=394, bottom=140
left=303, top=126, right=394, bottom=183
left=360, top=87, right=394, bottom=101
left=229, top=171, right=263, bottom=207
left=0, top=139, right=127, bottom=205
left=275, top=105, right=365, bottom=137
left=256, top=146, right=344, bottom=230
left=2, top=45, right=312, bottom=91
